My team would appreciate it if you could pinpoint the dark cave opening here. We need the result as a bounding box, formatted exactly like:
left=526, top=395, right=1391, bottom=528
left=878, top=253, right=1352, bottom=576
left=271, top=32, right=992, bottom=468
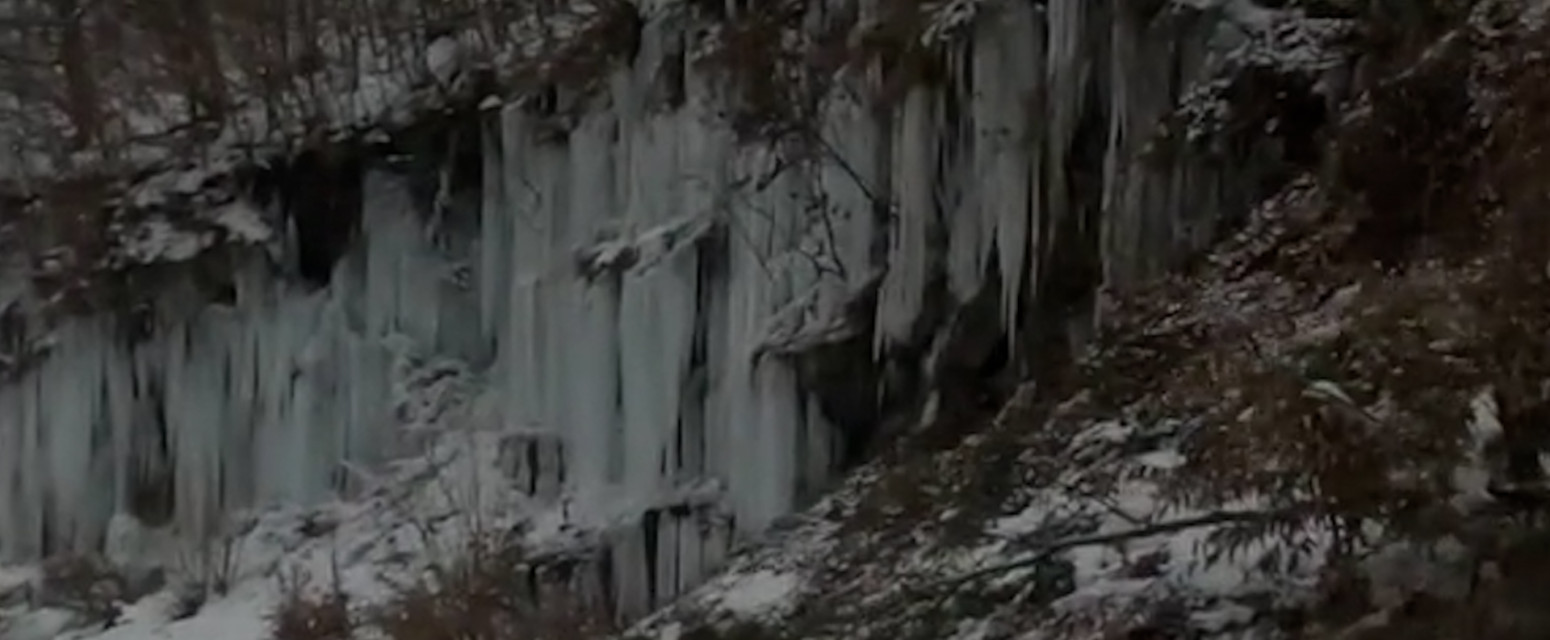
left=267, top=146, right=365, bottom=287
left=392, top=112, right=486, bottom=226
left=792, top=280, right=886, bottom=474
left=256, top=117, right=491, bottom=287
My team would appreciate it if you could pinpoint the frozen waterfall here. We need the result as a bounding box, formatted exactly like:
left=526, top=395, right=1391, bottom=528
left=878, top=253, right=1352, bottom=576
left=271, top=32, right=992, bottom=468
left=0, top=0, right=1284, bottom=617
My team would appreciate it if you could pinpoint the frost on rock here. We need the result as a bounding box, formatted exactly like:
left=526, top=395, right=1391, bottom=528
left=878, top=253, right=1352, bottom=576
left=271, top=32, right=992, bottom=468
left=1171, top=0, right=1355, bottom=147
left=112, top=219, right=218, bottom=266
left=0, top=344, right=611, bottom=640
left=0, top=0, right=1316, bottom=626
left=0, top=165, right=473, bottom=561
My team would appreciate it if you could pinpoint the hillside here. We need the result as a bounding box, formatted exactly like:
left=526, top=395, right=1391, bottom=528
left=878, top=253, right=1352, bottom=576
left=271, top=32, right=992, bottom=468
left=6, top=0, right=1550, bottom=639
left=629, top=3, right=1550, bottom=637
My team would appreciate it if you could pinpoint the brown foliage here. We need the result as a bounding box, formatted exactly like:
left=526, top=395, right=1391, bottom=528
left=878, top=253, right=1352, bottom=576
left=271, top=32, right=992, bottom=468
left=1330, top=33, right=1486, bottom=268
left=268, top=563, right=356, bottom=640
left=370, top=534, right=615, bottom=640
left=693, top=0, right=829, bottom=144
left=693, top=0, right=951, bottom=145
left=0, top=0, right=529, bottom=174
left=270, top=590, right=354, bottom=640
left=35, top=553, right=129, bottom=628
left=1069, top=6, right=1550, bottom=622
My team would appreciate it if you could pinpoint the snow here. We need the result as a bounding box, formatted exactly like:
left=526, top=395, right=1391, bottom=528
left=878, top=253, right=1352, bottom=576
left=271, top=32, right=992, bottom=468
left=3, top=341, right=599, bottom=640
left=875, top=87, right=937, bottom=350
left=701, top=570, right=800, bottom=617
left=85, top=596, right=272, bottom=640
left=208, top=201, right=274, bottom=245
left=115, top=219, right=217, bottom=265
left=922, top=0, right=994, bottom=45
left=1173, top=0, right=1353, bottom=146
left=0, top=0, right=1347, bottom=635
left=424, top=36, right=465, bottom=91
left=623, top=408, right=1337, bottom=639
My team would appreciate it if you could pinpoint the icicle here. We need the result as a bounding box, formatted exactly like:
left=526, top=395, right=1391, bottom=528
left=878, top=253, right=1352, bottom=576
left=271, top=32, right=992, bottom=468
left=559, top=108, right=623, bottom=500
left=617, top=101, right=689, bottom=504
left=654, top=512, right=677, bottom=606
left=875, top=87, right=940, bottom=351
left=0, top=164, right=484, bottom=557
left=965, top=1, right=1044, bottom=346
left=1046, top=0, right=1087, bottom=257
left=676, top=512, right=704, bottom=594
left=479, top=112, right=511, bottom=355
left=946, top=38, right=989, bottom=302
left=818, top=88, right=884, bottom=289
left=0, top=3, right=1275, bottom=617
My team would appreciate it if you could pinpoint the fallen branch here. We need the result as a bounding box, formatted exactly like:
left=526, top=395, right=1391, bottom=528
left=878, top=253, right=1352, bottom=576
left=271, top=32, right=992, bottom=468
left=923, top=508, right=1295, bottom=594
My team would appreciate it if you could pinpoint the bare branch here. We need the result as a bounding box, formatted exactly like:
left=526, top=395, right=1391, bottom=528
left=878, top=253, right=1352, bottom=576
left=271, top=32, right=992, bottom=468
left=921, top=507, right=1300, bottom=595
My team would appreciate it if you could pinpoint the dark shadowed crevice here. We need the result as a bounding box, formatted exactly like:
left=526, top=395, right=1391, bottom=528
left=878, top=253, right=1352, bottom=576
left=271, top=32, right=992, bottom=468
left=930, top=257, right=1016, bottom=437
left=791, top=279, right=885, bottom=475
left=391, top=111, right=486, bottom=233
left=269, top=145, right=365, bottom=287
left=675, top=247, right=715, bottom=477
left=642, top=508, right=661, bottom=608
left=597, top=545, right=618, bottom=619
left=128, top=376, right=176, bottom=529
left=527, top=441, right=541, bottom=496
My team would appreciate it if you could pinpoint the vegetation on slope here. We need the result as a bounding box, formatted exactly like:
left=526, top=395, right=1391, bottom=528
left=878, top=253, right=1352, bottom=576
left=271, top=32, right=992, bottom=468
left=623, top=2, right=1550, bottom=638
left=23, top=0, right=1550, bottom=638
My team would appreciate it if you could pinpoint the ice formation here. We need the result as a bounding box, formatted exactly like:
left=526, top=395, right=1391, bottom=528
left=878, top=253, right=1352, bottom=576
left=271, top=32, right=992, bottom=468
left=0, top=0, right=1309, bottom=618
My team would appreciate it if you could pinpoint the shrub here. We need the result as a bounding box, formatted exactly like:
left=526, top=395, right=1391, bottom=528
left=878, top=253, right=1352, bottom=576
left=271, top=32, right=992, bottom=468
left=268, top=565, right=355, bottom=640
left=369, top=532, right=615, bottom=640
left=693, top=0, right=960, bottom=146
left=33, top=553, right=128, bottom=628
left=1075, top=6, right=1550, bottom=634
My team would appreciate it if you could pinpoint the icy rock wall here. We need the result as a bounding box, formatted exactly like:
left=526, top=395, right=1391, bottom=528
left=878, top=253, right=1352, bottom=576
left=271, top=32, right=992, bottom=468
left=0, top=168, right=477, bottom=559
left=0, top=0, right=1279, bottom=618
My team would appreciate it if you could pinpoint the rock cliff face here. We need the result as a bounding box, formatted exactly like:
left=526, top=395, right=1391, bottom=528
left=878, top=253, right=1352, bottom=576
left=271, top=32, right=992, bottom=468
left=0, top=0, right=1335, bottom=618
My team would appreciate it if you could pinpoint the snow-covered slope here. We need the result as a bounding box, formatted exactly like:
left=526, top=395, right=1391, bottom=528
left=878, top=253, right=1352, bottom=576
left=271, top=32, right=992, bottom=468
left=0, top=0, right=1350, bottom=634
left=615, top=170, right=1532, bottom=639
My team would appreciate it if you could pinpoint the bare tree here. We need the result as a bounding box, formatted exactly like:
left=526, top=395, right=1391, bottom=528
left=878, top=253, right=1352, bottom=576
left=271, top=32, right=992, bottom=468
left=51, top=0, right=101, bottom=148
left=134, top=0, right=229, bottom=122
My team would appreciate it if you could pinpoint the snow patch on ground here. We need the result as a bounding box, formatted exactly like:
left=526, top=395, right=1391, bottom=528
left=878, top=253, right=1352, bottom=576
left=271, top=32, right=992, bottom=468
left=623, top=405, right=1338, bottom=639
left=702, top=570, right=801, bottom=618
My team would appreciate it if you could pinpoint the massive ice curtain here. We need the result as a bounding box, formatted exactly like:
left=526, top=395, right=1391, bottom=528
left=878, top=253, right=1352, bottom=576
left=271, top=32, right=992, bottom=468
left=0, top=0, right=1292, bottom=617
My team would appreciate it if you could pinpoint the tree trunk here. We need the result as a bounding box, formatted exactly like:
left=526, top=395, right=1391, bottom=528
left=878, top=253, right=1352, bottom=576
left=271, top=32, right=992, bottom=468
left=52, top=0, right=99, bottom=149
left=175, top=0, right=228, bottom=122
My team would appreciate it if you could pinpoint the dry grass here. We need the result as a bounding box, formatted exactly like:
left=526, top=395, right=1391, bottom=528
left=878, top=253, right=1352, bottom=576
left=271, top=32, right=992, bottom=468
left=367, top=533, right=616, bottom=640
left=270, top=584, right=354, bottom=640
left=264, top=535, right=616, bottom=640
